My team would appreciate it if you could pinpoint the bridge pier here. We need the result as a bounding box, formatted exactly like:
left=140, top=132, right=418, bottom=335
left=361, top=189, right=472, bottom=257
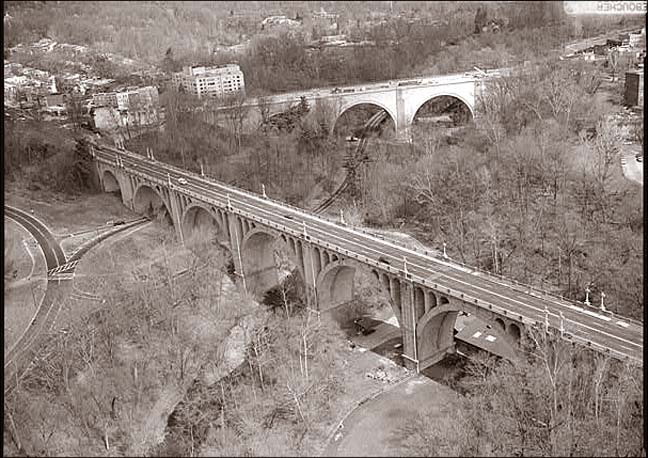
left=399, top=281, right=419, bottom=372
left=394, top=126, right=412, bottom=143
left=301, top=243, right=320, bottom=309
left=418, top=343, right=456, bottom=373
left=227, top=214, right=248, bottom=295
left=168, top=189, right=185, bottom=243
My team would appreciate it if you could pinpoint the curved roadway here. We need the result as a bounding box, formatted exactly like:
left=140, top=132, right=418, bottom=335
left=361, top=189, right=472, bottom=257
left=4, top=205, right=72, bottom=393
left=92, top=144, right=643, bottom=365
left=4, top=205, right=149, bottom=394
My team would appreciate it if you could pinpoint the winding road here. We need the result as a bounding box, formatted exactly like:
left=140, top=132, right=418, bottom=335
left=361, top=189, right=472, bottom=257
left=4, top=205, right=149, bottom=394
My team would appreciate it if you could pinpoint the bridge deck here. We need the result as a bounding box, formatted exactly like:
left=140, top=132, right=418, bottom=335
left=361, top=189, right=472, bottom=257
left=94, top=145, right=643, bottom=366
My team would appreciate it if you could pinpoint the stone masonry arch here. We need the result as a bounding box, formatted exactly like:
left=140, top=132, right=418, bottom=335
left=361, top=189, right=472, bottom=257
left=132, top=183, right=173, bottom=225
left=316, top=259, right=356, bottom=312
left=241, top=227, right=278, bottom=299
left=416, top=297, right=524, bottom=369
left=409, top=92, right=475, bottom=126
left=102, top=169, right=121, bottom=194
left=332, top=100, right=397, bottom=136
left=181, top=203, right=228, bottom=247
left=241, top=226, right=304, bottom=301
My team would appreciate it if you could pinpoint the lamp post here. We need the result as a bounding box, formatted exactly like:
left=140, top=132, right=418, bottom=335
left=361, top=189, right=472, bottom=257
left=227, top=194, right=233, bottom=211
left=340, top=209, right=346, bottom=225
left=443, top=242, right=448, bottom=259
left=200, top=162, right=205, bottom=177
left=600, top=291, right=606, bottom=312
left=544, top=305, right=550, bottom=334
left=403, top=256, right=408, bottom=276
left=585, top=286, right=591, bottom=306
left=167, top=173, right=171, bottom=186
left=262, top=183, right=267, bottom=198
left=559, top=311, right=565, bottom=337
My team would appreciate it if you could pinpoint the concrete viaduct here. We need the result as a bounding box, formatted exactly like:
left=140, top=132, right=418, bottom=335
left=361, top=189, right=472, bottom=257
left=214, top=68, right=511, bottom=142
left=92, top=143, right=643, bottom=371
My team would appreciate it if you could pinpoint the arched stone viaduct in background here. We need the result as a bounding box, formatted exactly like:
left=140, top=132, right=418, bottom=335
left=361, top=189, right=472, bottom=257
left=97, top=154, right=526, bottom=372
left=214, top=70, right=500, bottom=142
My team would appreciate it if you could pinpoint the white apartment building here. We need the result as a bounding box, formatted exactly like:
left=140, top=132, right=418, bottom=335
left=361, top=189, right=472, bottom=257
left=172, top=64, right=245, bottom=99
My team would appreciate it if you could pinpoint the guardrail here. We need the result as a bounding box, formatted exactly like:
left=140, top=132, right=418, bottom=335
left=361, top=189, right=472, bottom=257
left=93, top=145, right=644, bottom=332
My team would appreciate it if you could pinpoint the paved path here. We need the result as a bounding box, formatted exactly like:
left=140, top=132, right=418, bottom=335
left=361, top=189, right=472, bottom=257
left=3, top=206, right=149, bottom=394
left=324, top=374, right=459, bottom=456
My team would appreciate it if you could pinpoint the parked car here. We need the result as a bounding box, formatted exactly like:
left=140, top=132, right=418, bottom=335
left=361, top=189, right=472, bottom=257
left=177, top=178, right=188, bottom=185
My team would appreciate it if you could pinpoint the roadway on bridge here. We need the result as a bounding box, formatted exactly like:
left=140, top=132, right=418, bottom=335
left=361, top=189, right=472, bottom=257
left=94, top=146, right=643, bottom=365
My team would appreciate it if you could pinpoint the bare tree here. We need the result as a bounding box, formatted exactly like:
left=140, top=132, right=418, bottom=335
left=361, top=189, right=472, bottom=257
left=222, top=93, right=250, bottom=154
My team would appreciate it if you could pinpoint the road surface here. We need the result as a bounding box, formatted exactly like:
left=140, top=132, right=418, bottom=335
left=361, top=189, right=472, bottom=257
left=4, top=206, right=149, bottom=393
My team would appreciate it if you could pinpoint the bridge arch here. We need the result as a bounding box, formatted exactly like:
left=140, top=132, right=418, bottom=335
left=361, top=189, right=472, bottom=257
left=409, top=93, right=474, bottom=128
left=101, top=169, right=121, bottom=195
left=133, top=183, right=173, bottom=226
left=333, top=101, right=397, bottom=137
left=241, top=226, right=305, bottom=301
left=181, top=203, right=228, bottom=247
left=416, top=298, right=524, bottom=367
left=316, top=259, right=356, bottom=312
left=508, top=322, right=521, bottom=344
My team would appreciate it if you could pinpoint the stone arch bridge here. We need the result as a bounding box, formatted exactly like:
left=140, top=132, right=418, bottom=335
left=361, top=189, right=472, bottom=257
left=93, top=144, right=643, bottom=371
left=213, top=68, right=511, bottom=142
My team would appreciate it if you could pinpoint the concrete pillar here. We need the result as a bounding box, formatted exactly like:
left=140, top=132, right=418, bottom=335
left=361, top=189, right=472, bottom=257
left=167, top=189, right=184, bottom=243
left=394, top=87, right=411, bottom=143
left=389, top=276, right=401, bottom=320
left=301, top=243, right=319, bottom=308
left=227, top=213, right=247, bottom=293
left=399, top=281, right=419, bottom=371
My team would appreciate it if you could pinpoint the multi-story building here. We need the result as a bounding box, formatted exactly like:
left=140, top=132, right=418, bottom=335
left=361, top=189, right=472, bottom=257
left=92, top=86, right=159, bottom=130
left=92, top=91, right=119, bottom=108
left=172, top=64, right=245, bottom=99
left=92, top=86, right=159, bottom=110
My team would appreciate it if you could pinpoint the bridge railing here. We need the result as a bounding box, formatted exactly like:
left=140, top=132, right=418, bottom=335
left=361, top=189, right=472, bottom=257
left=94, top=145, right=643, bottom=329
left=223, top=203, right=641, bottom=365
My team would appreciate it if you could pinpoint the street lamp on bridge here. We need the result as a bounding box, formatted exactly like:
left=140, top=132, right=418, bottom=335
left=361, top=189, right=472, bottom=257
left=585, top=286, right=591, bottom=306
left=443, top=242, right=448, bottom=259
left=600, top=291, right=606, bottom=312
